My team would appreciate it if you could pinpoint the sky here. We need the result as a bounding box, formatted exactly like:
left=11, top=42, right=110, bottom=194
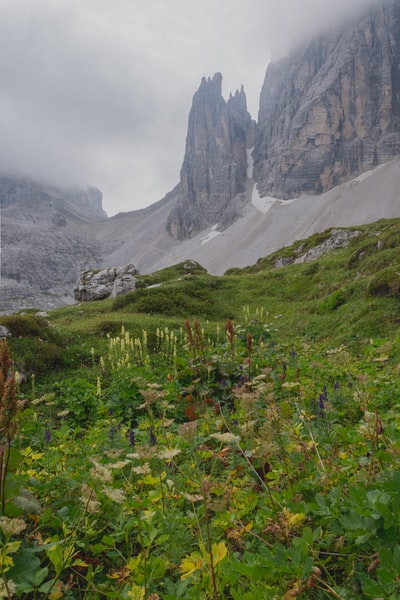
left=0, top=0, right=374, bottom=216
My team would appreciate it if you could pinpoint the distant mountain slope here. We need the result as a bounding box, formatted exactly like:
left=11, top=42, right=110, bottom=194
left=117, top=158, right=400, bottom=275
left=0, top=177, right=107, bottom=314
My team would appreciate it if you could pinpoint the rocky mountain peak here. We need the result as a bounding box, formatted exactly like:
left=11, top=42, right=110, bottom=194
left=166, top=73, right=256, bottom=240
left=252, top=0, right=400, bottom=199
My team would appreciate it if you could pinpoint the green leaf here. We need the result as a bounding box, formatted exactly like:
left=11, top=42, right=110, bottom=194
left=9, top=548, right=41, bottom=583
left=32, top=566, right=49, bottom=587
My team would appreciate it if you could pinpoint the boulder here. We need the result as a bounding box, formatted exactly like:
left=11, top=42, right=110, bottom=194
left=74, top=264, right=138, bottom=302
left=0, top=326, right=11, bottom=338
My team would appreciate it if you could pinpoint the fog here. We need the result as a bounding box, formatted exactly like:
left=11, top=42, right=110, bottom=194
left=0, top=0, right=376, bottom=215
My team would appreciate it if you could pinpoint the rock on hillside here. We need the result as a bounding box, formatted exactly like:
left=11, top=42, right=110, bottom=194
left=253, top=0, right=400, bottom=199
left=74, top=264, right=138, bottom=302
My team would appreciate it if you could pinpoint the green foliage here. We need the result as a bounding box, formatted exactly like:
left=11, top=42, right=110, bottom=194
left=113, top=277, right=226, bottom=319
left=316, top=288, right=347, bottom=313
left=366, top=267, right=400, bottom=297
left=5, top=218, right=400, bottom=596
left=0, top=314, right=50, bottom=338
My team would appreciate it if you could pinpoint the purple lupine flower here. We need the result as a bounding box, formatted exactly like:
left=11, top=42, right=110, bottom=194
left=128, top=430, right=135, bottom=446
left=44, top=429, right=51, bottom=443
left=108, top=408, right=114, bottom=417
left=149, top=427, right=157, bottom=446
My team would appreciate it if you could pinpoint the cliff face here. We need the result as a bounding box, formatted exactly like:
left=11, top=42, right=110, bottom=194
left=0, top=177, right=107, bottom=313
left=166, top=73, right=256, bottom=239
left=253, top=0, right=400, bottom=198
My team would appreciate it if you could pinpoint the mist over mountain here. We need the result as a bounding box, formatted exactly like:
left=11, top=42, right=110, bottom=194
left=2, top=0, right=400, bottom=314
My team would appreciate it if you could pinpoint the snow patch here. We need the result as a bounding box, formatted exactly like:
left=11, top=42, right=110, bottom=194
left=246, top=148, right=254, bottom=179
left=252, top=194, right=279, bottom=213
left=200, top=225, right=221, bottom=245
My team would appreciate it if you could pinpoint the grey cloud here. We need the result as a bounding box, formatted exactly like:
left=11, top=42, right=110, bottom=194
left=0, top=0, right=379, bottom=214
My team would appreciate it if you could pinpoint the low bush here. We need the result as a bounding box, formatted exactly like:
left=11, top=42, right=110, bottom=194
left=366, top=267, right=400, bottom=297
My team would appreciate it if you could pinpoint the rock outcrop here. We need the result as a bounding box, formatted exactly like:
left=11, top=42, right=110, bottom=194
left=74, top=264, right=138, bottom=302
left=166, top=73, right=256, bottom=239
left=0, top=326, right=11, bottom=339
left=274, top=229, right=362, bottom=268
left=253, top=0, right=400, bottom=199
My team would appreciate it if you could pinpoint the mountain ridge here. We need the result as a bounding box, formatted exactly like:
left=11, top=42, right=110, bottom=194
left=2, top=0, right=400, bottom=313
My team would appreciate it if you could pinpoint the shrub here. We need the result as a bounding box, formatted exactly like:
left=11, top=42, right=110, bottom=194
left=0, top=314, right=51, bottom=338
left=316, top=289, right=346, bottom=314
left=301, top=262, right=319, bottom=276
left=367, top=268, right=400, bottom=297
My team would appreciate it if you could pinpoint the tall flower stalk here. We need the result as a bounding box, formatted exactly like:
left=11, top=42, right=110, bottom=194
left=0, top=340, right=19, bottom=515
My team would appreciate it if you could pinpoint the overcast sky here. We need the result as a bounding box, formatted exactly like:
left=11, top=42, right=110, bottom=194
left=0, top=0, right=374, bottom=216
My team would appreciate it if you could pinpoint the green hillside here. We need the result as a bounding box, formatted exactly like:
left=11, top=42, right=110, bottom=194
left=1, top=218, right=400, bottom=598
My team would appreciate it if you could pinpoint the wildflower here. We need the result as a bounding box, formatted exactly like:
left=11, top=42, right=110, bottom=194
left=128, top=430, right=135, bottom=446
left=178, top=420, right=198, bottom=443
left=57, top=409, right=69, bottom=418
left=182, top=493, right=203, bottom=503
left=149, top=427, right=157, bottom=446
left=106, top=449, right=123, bottom=459
left=281, top=381, right=300, bottom=389
left=80, top=484, right=100, bottom=513
left=0, top=580, right=16, bottom=598
left=44, top=429, right=51, bottom=443
left=246, top=333, right=253, bottom=354
left=109, top=460, right=131, bottom=469
left=209, top=432, right=240, bottom=444
left=0, top=516, right=26, bottom=536
left=132, top=463, right=151, bottom=475
left=89, top=459, right=113, bottom=483
left=158, top=448, right=181, bottom=460
left=102, top=486, right=126, bottom=504
left=226, top=319, right=235, bottom=347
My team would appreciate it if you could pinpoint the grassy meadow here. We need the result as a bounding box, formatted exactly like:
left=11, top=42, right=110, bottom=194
left=1, top=218, right=400, bottom=598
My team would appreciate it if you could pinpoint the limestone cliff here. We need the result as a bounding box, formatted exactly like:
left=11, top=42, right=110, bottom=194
left=166, top=73, right=256, bottom=239
left=0, top=176, right=107, bottom=313
left=253, top=0, right=400, bottom=198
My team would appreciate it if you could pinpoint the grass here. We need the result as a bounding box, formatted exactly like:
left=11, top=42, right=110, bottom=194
left=1, top=218, right=400, bottom=597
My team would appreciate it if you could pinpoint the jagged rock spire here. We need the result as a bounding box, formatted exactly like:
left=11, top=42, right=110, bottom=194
left=166, top=73, right=255, bottom=240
